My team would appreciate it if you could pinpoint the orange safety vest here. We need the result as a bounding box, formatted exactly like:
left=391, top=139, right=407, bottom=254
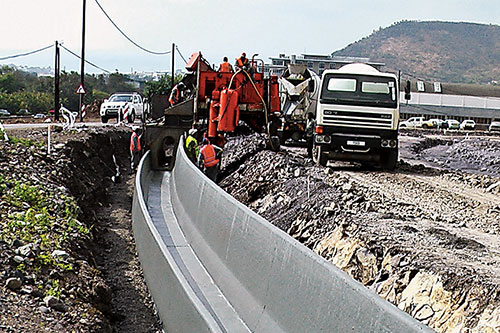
left=236, top=57, right=248, bottom=67
left=200, top=144, right=219, bottom=168
left=219, top=62, right=232, bottom=72
left=130, top=132, right=141, bottom=152
left=169, top=86, right=180, bottom=105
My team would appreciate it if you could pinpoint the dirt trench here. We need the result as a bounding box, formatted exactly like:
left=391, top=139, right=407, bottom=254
left=0, top=127, right=161, bottom=332
left=63, top=129, right=162, bottom=332
left=219, top=133, right=500, bottom=332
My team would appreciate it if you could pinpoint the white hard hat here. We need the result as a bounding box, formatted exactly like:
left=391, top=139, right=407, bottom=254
left=188, top=128, right=197, bottom=135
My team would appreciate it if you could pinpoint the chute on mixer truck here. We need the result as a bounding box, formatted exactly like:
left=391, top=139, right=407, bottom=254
left=277, top=64, right=320, bottom=145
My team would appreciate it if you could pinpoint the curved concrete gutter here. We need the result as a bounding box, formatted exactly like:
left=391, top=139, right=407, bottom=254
left=133, top=144, right=432, bottom=332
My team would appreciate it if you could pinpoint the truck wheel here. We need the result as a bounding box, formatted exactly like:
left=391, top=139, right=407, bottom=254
left=268, top=136, right=281, bottom=152
left=278, top=132, right=287, bottom=145
left=313, top=144, right=327, bottom=167
left=127, top=111, right=135, bottom=123
left=101, top=116, right=108, bottom=123
left=380, top=148, right=398, bottom=170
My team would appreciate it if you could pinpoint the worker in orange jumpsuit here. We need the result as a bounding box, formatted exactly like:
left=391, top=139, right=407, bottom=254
left=219, top=57, right=233, bottom=73
left=235, top=52, right=249, bottom=70
left=198, top=138, right=223, bottom=182
left=169, top=82, right=185, bottom=106
left=130, top=127, right=142, bottom=172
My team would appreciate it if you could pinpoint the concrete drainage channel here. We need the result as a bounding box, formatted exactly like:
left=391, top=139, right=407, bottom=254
left=132, top=139, right=432, bottom=332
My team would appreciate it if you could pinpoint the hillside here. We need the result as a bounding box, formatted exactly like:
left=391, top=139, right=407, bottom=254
left=333, top=21, right=500, bottom=84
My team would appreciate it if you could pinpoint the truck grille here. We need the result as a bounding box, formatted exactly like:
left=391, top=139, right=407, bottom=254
left=323, top=110, right=393, bottom=129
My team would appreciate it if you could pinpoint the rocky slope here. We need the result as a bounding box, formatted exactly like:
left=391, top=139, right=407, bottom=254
left=220, top=133, right=500, bottom=332
left=0, top=126, right=160, bottom=332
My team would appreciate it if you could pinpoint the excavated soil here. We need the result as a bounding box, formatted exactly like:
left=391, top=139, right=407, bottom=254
left=219, top=131, right=500, bottom=332
left=0, top=126, right=161, bottom=332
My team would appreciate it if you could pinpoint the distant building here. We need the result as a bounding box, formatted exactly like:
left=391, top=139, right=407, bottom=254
left=265, top=53, right=385, bottom=76
left=400, top=92, right=500, bottom=125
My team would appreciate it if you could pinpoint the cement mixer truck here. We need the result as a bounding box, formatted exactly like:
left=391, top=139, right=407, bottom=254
left=312, top=63, right=399, bottom=170
left=278, top=64, right=320, bottom=144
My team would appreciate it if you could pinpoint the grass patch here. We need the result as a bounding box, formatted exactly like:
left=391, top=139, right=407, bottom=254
left=0, top=177, right=87, bottom=275
left=9, top=136, right=44, bottom=148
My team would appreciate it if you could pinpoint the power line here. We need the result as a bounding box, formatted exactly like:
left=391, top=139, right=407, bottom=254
left=176, top=46, right=188, bottom=64
left=60, top=44, right=111, bottom=73
left=0, top=44, right=53, bottom=61
left=93, top=0, right=171, bottom=55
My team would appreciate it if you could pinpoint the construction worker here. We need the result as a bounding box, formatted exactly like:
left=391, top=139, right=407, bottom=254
left=130, top=127, right=142, bottom=172
left=198, top=138, right=223, bottom=182
left=185, top=128, right=199, bottom=163
left=219, top=57, right=233, bottom=73
left=235, top=52, right=249, bottom=70
left=169, top=82, right=185, bottom=106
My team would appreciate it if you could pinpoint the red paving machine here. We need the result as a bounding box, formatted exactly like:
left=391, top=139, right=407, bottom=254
left=145, top=52, right=281, bottom=170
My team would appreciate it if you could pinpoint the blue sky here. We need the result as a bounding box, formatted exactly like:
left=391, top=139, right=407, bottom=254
left=1, top=0, right=499, bottom=73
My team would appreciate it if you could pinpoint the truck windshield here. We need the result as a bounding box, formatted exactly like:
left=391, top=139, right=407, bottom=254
left=109, top=95, right=133, bottom=102
left=321, top=74, right=397, bottom=108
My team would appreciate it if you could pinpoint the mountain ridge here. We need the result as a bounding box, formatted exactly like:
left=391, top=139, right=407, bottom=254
left=333, top=20, right=500, bottom=84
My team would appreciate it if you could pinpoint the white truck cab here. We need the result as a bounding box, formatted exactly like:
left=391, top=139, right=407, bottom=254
left=312, top=63, right=399, bottom=169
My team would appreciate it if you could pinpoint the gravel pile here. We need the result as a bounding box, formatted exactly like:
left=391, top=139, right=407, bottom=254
left=413, top=136, right=500, bottom=177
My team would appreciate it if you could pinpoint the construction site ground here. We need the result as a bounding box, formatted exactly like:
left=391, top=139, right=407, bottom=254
left=219, top=129, right=500, bottom=332
left=1, top=126, right=500, bottom=332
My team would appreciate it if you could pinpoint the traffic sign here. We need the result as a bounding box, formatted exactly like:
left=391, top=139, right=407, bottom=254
left=76, top=84, right=86, bottom=94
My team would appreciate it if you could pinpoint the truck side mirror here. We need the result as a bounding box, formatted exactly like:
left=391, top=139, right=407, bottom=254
left=308, top=79, right=315, bottom=93
left=404, top=80, right=411, bottom=100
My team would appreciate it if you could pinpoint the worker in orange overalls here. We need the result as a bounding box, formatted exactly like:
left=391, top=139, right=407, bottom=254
left=235, top=52, right=249, bottom=70
left=198, top=137, right=223, bottom=182
left=130, top=127, right=142, bottom=172
left=169, top=82, right=185, bottom=106
left=219, top=57, right=233, bottom=73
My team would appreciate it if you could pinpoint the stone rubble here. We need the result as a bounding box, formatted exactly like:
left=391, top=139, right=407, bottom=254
left=220, top=132, right=500, bottom=333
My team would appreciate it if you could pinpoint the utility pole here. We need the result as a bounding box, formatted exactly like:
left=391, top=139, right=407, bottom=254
left=79, top=0, right=86, bottom=122
left=54, top=41, right=60, bottom=122
left=171, top=43, right=175, bottom=90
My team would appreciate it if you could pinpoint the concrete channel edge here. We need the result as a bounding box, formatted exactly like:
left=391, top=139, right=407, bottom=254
left=132, top=142, right=433, bottom=332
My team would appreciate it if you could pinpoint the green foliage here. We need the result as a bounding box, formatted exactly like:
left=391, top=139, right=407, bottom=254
left=0, top=90, right=52, bottom=114
left=0, top=66, right=142, bottom=112
left=0, top=173, right=6, bottom=195
left=0, top=179, right=83, bottom=274
left=10, top=136, right=44, bottom=147
left=143, top=73, right=182, bottom=99
left=46, top=279, right=61, bottom=298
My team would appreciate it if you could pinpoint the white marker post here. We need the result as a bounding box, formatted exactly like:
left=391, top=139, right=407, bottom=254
left=47, top=125, right=51, bottom=155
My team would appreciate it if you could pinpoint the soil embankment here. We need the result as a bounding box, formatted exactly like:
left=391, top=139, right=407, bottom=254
left=0, top=126, right=161, bottom=332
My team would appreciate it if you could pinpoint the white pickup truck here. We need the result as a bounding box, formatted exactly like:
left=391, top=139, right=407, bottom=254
left=100, top=92, right=144, bottom=123
left=399, top=116, right=424, bottom=129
